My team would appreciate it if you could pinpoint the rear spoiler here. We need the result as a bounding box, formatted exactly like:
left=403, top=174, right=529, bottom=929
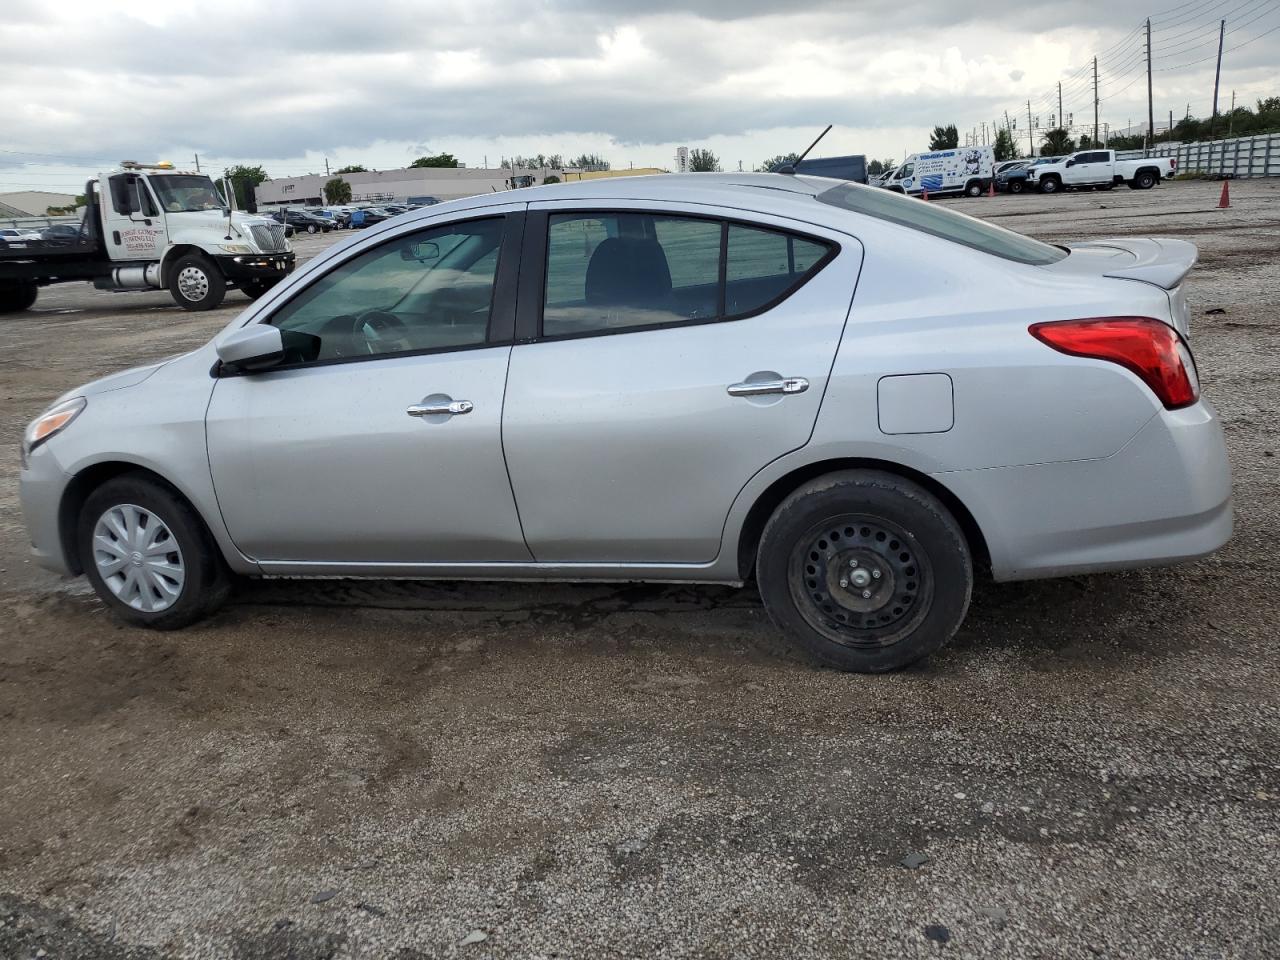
left=1074, top=237, right=1198, bottom=290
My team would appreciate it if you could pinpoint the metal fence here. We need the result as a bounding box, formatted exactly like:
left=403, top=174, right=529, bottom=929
left=1116, top=132, right=1280, bottom=178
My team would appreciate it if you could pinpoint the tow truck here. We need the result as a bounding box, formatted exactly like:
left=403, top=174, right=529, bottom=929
left=0, top=161, right=294, bottom=314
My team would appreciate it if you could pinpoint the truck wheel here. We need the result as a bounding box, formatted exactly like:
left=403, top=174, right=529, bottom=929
left=241, top=278, right=280, bottom=300
left=0, top=280, right=38, bottom=313
left=1039, top=176, right=1061, bottom=194
left=1134, top=171, right=1157, bottom=189
left=1008, top=180, right=1024, bottom=194
left=965, top=180, right=983, bottom=197
left=756, top=470, right=973, bottom=673
left=168, top=253, right=226, bottom=311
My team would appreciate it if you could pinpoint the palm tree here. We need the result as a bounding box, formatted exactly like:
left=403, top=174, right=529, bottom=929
left=1041, top=128, right=1075, bottom=155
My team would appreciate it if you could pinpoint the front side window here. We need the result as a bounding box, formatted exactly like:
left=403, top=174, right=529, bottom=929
left=817, top=182, right=1067, bottom=265
left=269, top=217, right=504, bottom=363
left=542, top=212, right=833, bottom=338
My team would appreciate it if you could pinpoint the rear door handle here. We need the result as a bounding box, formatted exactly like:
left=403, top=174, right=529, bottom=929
left=407, top=398, right=473, bottom=417
left=727, top=377, right=809, bottom=398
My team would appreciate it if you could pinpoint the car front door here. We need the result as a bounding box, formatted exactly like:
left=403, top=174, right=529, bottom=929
left=501, top=202, right=863, bottom=564
left=205, top=206, right=532, bottom=566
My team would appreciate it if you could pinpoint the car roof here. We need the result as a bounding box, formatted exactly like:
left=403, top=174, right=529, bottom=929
left=395, top=172, right=834, bottom=223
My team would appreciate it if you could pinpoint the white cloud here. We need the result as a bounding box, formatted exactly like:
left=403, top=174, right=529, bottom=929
left=0, top=0, right=1275, bottom=191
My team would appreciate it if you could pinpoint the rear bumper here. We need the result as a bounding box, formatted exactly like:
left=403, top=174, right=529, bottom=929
left=216, top=252, right=295, bottom=282
left=938, top=399, right=1232, bottom=581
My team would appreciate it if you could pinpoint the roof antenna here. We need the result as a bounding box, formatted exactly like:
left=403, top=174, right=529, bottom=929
left=776, top=124, right=832, bottom=175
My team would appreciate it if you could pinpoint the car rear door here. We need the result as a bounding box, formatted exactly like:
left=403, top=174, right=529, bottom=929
left=501, top=201, right=863, bottom=564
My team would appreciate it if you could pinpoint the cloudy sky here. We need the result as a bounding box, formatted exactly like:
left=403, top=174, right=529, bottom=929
left=1, top=0, right=1277, bottom=193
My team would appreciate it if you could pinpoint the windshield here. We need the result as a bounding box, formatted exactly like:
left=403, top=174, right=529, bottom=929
left=816, top=182, right=1067, bottom=265
left=149, top=174, right=225, bottom=213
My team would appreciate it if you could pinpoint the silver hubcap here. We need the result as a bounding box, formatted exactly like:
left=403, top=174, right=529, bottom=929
left=177, top=265, right=210, bottom=301
left=92, top=504, right=185, bottom=612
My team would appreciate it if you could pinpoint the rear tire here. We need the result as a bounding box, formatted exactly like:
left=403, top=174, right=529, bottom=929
left=0, top=280, right=38, bottom=313
left=78, top=473, right=231, bottom=630
left=168, top=253, right=226, bottom=311
left=1134, top=171, right=1157, bottom=189
left=756, top=471, right=973, bottom=673
left=965, top=180, right=983, bottom=198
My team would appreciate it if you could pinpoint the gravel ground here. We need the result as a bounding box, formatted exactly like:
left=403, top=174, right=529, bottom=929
left=1, top=180, right=1278, bottom=959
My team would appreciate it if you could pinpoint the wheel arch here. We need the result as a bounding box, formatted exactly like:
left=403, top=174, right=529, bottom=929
left=57, top=460, right=217, bottom=576
left=160, top=243, right=206, bottom=286
left=733, top=457, right=991, bottom=581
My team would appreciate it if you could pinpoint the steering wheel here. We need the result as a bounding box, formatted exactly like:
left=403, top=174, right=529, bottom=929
left=349, top=309, right=410, bottom=355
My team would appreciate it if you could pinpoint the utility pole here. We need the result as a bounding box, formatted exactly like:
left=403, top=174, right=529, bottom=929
left=1169, top=110, right=1173, bottom=142
left=1093, top=57, right=1100, bottom=148
left=194, top=154, right=200, bottom=172
left=1210, top=19, right=1225, bottom=136
left=1228, top=90, right=1236, bottom=135
left=1145, top=18, right=1154, bottom=156
left=324, top=158, right=330, bottom=176
left=1058, top=82, right=1063, bottom=132
left=1027, top=100, right=1035, bottom=157
left=982, top=121, right=987, bottom=145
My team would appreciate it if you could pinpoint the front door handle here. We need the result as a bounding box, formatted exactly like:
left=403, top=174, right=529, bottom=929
left=727, top=377, right=809, bottom=398
left=407, top=398, right=473, bottom=417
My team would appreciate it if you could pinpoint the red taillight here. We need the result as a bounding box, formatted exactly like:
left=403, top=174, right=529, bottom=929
left=1171, top=158, right=1178, bottom=170
left=1029, top=317, right=1199, bottom=409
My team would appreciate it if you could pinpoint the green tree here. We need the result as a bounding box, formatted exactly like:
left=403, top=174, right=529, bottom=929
left=760, top=152, right=801, bottom=172
left=224, top=164, right=268, bottom=208
left=324, top=177, right=352, bottom=204
left=333, top=164, right=366, bottom=174
left=570, top=153, right=610, bottom=171
left=689, top=148, right=720, bottom=172
left=546, top=154, right=564, bottom=169
left=1076, top=133, right=1099, bottom=150
left=929, top=124, right=959, bottom=150
left=409, top=153, right=459, bottom=168
left=867, top=159, right=884, bottom=176
left=993, top=128, right=1017, bottom=161
left=1040, top=128, right=1075, bottom=155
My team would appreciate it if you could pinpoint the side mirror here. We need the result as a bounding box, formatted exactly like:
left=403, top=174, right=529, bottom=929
left=1065, top=159, right=1076, bottom=167
left=216, top=325, right=284, bottom=374
left=401, top=240, right=440, bottom=263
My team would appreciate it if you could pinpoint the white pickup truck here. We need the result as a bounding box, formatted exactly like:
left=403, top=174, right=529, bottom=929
left=1026, top=149, right=1176, bottom=194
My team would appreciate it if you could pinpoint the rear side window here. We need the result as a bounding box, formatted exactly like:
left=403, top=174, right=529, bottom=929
left=542, top=212, right=834, bottom=338
left=816, top=182, right=1067, bottom=265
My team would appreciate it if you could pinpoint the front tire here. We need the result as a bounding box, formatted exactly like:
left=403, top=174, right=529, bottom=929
left=168, top=253, right=226, bottom=311
left=756, top=471, right=973, bottom=673
left=78, top=473, right=231, bottom=629
left=241, top=277, right=280, bottom=300
left=307, top=223, right=318, bottom=234
left=0, top=280, right=38, bottom=313
left=1038, top=176, right=1060, bottom=194
left=1008, top=180, right=1024, bottom=194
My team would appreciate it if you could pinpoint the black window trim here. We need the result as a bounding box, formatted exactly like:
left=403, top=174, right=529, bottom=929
left=219, top=211, right=524, bottom=377
left=514, top=206, right=841, bottom=345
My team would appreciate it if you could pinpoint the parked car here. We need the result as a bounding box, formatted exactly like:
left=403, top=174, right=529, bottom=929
left=270, top=209, right=332, bottom=234
left=997, top=156, right=1061, bottom=194
left=1027, top=149, right=1177, bottom=193
left=18, top=174, right=1229, bottom=673
left=348, top=207, right=390, bottom=228
left=0, top=228, right=44, bottom=244
left=40, top=222, right=87, bottom=244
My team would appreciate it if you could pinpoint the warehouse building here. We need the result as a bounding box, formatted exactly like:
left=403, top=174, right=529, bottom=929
left=0, top=191, right=78, bottom=217
left=255, top=166, right=569, bottom=208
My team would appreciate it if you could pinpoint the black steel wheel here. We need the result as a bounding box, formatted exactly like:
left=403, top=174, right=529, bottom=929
left=757, top=470, right=973, bottom=672
left=787, top=514, right=933, bottom=649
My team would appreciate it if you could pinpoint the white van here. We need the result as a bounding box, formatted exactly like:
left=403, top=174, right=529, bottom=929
left=882, top=147, right=995, bottom=198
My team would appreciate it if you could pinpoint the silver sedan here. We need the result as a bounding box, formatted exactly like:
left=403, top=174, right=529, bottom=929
left=18, top=174, right=1231, bottom=672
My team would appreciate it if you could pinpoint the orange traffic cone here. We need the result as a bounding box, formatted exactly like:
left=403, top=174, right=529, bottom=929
left=988, top=179, right=996, bottom=197
left=921, top=188, right=929, bottom=201
left=1218, top=180, right=1230, bottom=208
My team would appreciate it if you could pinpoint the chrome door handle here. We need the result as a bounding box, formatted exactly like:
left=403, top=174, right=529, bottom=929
left=407, top=399, right=473, bottom=417
left=727, top=377, right=809, bottom=397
